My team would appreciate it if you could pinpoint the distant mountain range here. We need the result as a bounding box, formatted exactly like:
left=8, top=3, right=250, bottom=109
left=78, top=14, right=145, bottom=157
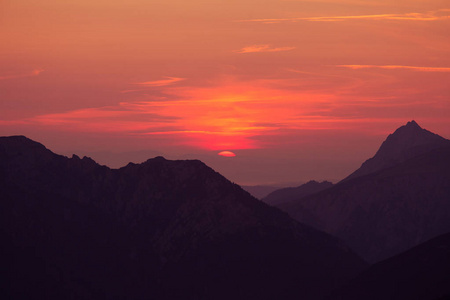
left=273, top=121, right=450, bottom=262
left=240, top=184, right=282, bottom=199
left=0, top=136, right=365, bottom=300
left=261, top=180, right=333, bottom=206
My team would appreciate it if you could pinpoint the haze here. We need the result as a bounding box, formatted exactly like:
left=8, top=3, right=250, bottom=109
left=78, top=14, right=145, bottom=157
left=1, top=0, right=449, bottom=185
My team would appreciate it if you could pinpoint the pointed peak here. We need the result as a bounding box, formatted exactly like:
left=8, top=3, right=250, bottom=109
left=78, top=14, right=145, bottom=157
left=404, top=120, right=421, bottom=129
left=341, top=122, right=450, bottom=182
left=389, top=120, right=425, bottom=138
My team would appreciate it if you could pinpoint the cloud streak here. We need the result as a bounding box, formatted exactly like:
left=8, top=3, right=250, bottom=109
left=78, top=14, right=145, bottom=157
left=235, top=45, right=296, bottom=53
left=239, top=9, right=450, bottom=23
left=336, top=65, right=450, bottom=72
left=0, top=69, right=44, bottom=80
left=135, top=77, right=186, bottom=87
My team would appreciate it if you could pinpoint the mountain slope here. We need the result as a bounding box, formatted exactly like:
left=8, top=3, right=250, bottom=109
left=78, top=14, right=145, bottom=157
left=262, top=180, right=333, bottom=206
left=241, top=184, right=282, bottom=199
left=328, top=233, right=450, bottom=300
left=342, top=120, right=450, bottom=182
left=279, top=146, right=450, bottom=262
left=0, top=136, right=367, bottom=300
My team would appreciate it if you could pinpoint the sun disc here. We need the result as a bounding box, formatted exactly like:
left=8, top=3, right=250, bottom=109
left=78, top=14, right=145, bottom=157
left=218, top=151, right=236, bottom=157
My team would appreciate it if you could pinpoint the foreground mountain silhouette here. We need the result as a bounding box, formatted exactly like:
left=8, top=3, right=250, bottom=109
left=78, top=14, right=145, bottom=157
left=328, top=233, right=450, bottom=300
left=277, top=121, right=450, bottom=262
left=0, top=136, right=366, bottom=300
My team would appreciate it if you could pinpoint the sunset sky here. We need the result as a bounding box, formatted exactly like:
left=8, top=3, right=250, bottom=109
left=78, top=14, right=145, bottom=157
left=1, top=0, right=449, bottom=185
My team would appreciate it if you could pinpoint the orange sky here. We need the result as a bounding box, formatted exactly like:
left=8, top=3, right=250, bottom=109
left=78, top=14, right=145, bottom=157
left=1, top=0, right=449, bottom=185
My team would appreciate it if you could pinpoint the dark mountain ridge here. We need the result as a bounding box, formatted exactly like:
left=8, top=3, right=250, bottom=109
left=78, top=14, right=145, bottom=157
left=277, top=122, right=450, bottom=262
left=1, top=135, right=366, bottom=300
left=328, top=232, right=450, bottom=300
left=342, top=120, right=450, bottom=182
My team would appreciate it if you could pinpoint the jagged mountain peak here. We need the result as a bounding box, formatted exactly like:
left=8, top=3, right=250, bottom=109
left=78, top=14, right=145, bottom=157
left=342, top=121, right=450, bottom=182
left=378, top=120, right=444, bottom=152
left=405, top=119, right=420, bottom=128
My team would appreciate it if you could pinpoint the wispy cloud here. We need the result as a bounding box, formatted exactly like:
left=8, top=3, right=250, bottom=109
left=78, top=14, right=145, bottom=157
left=15, top=74, right=449, bottom=150
left=235, top=45, right=296, bottom=53
left=30, top=102, right=180, bottom=133
left=0, top=69, right=44, bottom=80
left=239, top=9, right=450, bottom=23
left=336, top=65, right=450, bottom=72
left=135, top=77, right=185, bottom=87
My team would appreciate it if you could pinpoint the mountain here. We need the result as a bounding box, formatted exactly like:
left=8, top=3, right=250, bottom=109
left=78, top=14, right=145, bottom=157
left=262, top=181, right=333, bottom=206
left=0, top=136, right=367, bottom=300
left=328, top=232, right=450, bottom=300
left=277, top=122, right=450, bottom=262
left=342, top=120, right=450, bottom=182
left=241, top=184, right=282, bottom=199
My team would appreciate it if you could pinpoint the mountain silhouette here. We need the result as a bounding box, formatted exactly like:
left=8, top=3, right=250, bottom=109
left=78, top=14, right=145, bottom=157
left=277, top=122, right=450, bottom=262
left=342, top=120, right=450, bottom=182
left=0, top=136, right=366, bottom=300
left=328, top=233, right=450, bottom=300
left=241, top=184, right=282, bottom=199
left=261, top=180, right=333, bottom=206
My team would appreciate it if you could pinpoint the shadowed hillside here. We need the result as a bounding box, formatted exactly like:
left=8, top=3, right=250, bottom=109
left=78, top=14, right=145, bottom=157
left=277, top=122, right=450, bottom=262
left=0, top=136, right=366, bottom=300
left=328, top=233, right=450, bottom=300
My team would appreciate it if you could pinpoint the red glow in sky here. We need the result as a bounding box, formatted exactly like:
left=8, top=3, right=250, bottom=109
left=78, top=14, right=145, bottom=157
left=218, top=151, right=236, bottom=157
left=1, top=0, right=449, bottom=185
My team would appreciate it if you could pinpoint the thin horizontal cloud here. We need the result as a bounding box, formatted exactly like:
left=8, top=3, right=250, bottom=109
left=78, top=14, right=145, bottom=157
left=0, top=69, right=44, bottom=80
left=120, top=88, right=149, bottom=94
left=135, top=77, right=185, bottom=87
left=336, top=65, right=450, bottom=72
left=235, top=45, right=296, bottom=53
left=239, top=9, right=450, bottom=23
left=30, top=102, right=180, bottom=133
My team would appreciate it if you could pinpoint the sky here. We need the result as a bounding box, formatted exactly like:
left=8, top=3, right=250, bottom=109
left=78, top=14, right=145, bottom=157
left=1, top=0, right=449, bottom=185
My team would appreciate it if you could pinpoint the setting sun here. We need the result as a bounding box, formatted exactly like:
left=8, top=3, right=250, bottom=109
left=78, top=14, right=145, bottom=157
left=218, top=151, right=236, bottom=157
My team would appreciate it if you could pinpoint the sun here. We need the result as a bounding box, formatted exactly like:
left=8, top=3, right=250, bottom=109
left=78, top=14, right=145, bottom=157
left=218, top=151, right=236, bottom=157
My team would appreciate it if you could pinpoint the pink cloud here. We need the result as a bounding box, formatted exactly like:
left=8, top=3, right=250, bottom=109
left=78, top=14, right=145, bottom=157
left=235, top=45, right=296, bottom=53
left=239, top=9, right=450, bottom=23
left=0, top=69, right=44, bottom=80
left=135, top=77, right=185, bottom=87
left=336, top=65, right=450, bottom=72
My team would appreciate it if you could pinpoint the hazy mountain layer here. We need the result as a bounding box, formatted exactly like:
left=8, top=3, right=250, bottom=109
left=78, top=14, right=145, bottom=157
left=262, top=180, right=333, bottom=206
left=241, top=184, right=282, bottom=199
